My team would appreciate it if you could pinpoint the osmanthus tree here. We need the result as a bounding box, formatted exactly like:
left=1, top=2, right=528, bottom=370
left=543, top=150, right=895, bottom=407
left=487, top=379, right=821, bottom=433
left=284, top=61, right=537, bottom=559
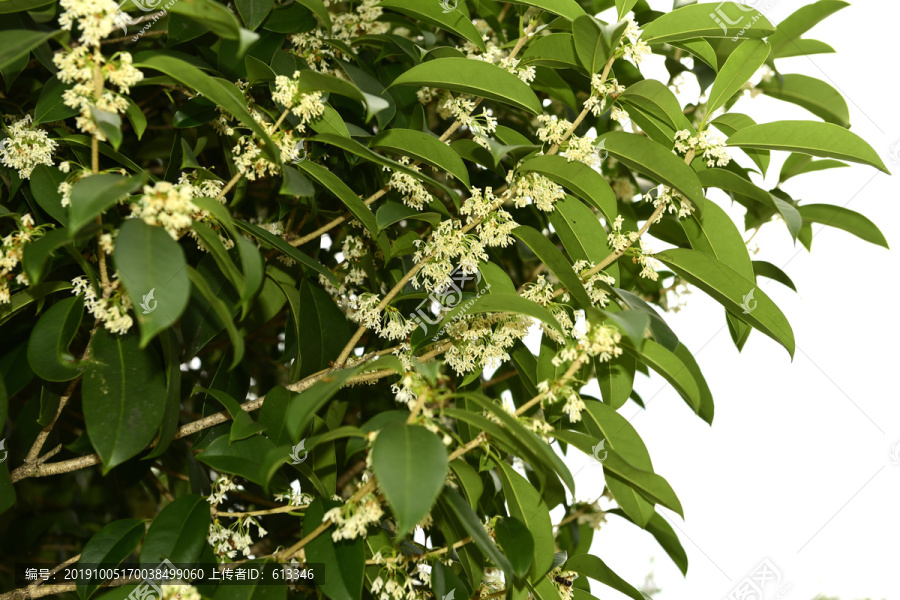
left=0, top=0, right=890, bottom=598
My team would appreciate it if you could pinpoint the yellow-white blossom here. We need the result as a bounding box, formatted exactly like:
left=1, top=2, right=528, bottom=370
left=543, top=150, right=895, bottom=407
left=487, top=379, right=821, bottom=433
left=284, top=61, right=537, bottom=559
left=0, top=116, right=57, bottom=179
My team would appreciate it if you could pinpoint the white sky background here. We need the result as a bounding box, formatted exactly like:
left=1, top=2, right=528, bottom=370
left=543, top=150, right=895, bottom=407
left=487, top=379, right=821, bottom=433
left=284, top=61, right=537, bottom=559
left=546, top=1, right=900, bottom=598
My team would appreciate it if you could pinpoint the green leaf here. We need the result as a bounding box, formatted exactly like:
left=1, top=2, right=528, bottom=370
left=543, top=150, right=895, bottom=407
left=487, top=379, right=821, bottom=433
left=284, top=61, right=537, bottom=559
left=0, top=30, right=62, bottom=70
left=186, top=266, right=246, bottom=369
left=34, top=76, right=80, bottom=125
left=654, top=248, right=795, bottom=356
left=726, top=120, right=889, bottom=173
left=757, top=74, right=849, bottom=127
left=21, top=228, right=71, bottom=286
left=123, top=97, right=148, bottom=140
left=505, top=0, right=584, bottom=21
left=295, top=70, right=387, bottom=124
left=616, top=0, right=638, bottom=20
left=196, top=434, right=277, bottom=485
left=641, top=3, right=774, bottom=44
left=77, top=519, right=145, bottom=600
left=619, top=79, right=693, bottom=134
left=390, top=58, right=543, bottom=115
left=197, top=386, right=264, bottom=442
left=752, top=260, right=797, bottom=292
left=134, top=54, right=279, bottom=162
left=235, top=0, right=273, bottom=30
left=520, top=33, right=580, bottom=70
left=512, top=225, right=592, bottom=309
left=518, top=155, right=617, bottom=223
left=67, top=173, right=144, bottom=235
left=304, top=499, right=365, bottom=600
left=28, top=164, right=68, bottom=225
left=0, top=0, right=54, bottom=12
left=797, top=204, right=889, bottom=249
left=140, top=495, right=210, bottom=565
left=440, top=486, right=513, bottom=575
left=600, top=132, right=704, bottom=206
left=26, top=296, right=84, bottom=382
left=167, top=0, right=258, bottom=47
left=380, top=0, right=486, bottom=52
left=295, top=160, right=378, bottom=235
left=370, top=129, right=470, bottom=187
left=706, top=40, right=769, bottom=114
left=235, top=220, right=338, bottom=286
left=681, top=200, right=754, bottom=281
left=572, top=16, right=627, bottom=76
left=497, top=462, right=555, bottom=579
left=711, top=112, right=769, bottom=175
left=83, top=329, right=167, bottom=472
left=495, top=516, right=534, bottom=578
left=772, top=38, right=835, bottom=59
left=630, top=339, right=700, bottom=413
left=778, top=153, right=848, bottom=183
left=595, top=353, right=635, bottom=410
left=564, top=554, right=644, bottom=600
left=376, top=203, right=440, bottom=229
left=90, top=106, right=123, bottom=151
left=766, top=1, right=849, bottom=57
left=549, top=196, right=618, bottom=281
left=297, top=279, right=351, bottom=378
left=114, top=219, right=191, bottom=348
left=0, top=281, right=71, bottom=327
left=697, top=169, right=801, bottom=239
left=372, top=422, right=448, bottom=534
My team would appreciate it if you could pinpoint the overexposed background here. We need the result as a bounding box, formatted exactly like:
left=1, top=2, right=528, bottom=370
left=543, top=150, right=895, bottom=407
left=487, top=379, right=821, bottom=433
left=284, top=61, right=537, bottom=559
left=551, top=1, right=899, bottom=598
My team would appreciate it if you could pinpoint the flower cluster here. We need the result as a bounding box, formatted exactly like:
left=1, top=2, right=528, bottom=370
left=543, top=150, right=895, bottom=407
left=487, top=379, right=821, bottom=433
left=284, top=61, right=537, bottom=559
left=72, top=276, right=134, bottom=334
left=350, top=293, right=416, bottom=341
left=674, top=129, right=731, bottom=167
left=537, top=379, right=585, bottom=421
left=644, top=184, right=694, bottom=220
left=54, top=47, right=144, bottom=140
left=548, top=567, right=579, bottom=600
left=413, top=220, right=488, bottom=292
left=536, top=115, right=571, bottom=145
left=461, top=20, right=536, bottom=84
left=607, top=215, right=639, bottom=253
left=572, top=260, right=615, bottom=307
left=621, top=17, right=651, bottom=66
left=370, top=558, right=425, bottom=600
left=573, top=499, right=607, bottom=530
left=444, top=313, right=532, bottom=375
left=584, top=76, right=626, bottom=117
left=562, top=133, right=607, bottom=168
left=521, top=275, right=577, bottom=343
left=131, top=181, right=199, bottom=239
left=273, top=71, right=327, bottom=126
left=511, top=171, right=566, bottom=212
left=231, top=111, right=305, bottom=181
left=289, top=0, right=387, bottom=74
left=0, top=116, right=57, bottom=179
left=1, top=215, right=51, bottom=303
left=436, top=95, right=498, bottom=149
left=58, top=0, right=121, bottom=45
left=323, top=493, right=384, bottom=542
left=385, top=158, right=433, bottom=211
left=207, top=515, right=268, bottom=560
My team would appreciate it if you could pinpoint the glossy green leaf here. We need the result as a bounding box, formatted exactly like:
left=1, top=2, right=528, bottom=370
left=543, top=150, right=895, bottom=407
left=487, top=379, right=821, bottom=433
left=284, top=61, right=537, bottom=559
left=295, top=160, right=378, bottom=235
left=494, top=517, right=534, bottom=578
left=67, top=173, right=143, bottom=235
left=496, top=462, right=554, bottom=579
left=698, top=168, right=801, bottom=239
left=372, top=422, right=448, bottom=534
left=441, top=486, right=513, bottom=575
left=512, top=225, right=592, bottom=309
left=77, top=519, right=145, bottom=600
left=196, top=434, right=278, bottom=485
left=235, top=220, right=338, bottom=286
left=390, top=58, right=542, bottom=115
left=641, top=3, right=774, bottom=44
left=370, top=129, right=470, bottom=187
left=778, top=153, right=848, bottom=183
left=304, top=499, right=365, bottom=600
left=437, top=293, right=563, bottom=337
left=565, top=554, right=644, bottom=600
left=727, top=120, right=889, bottom=173
left=572, top=16, right=627, bottom=76
left=134, top=54, right=279, bottom=161
left=798, top=204, right=889, bottom=249
left=114, top=219, right=191, bottom=347
left=34, top=76, right=80, bottom=125
left=518, top=155, right=617, bottom=223
left=26, top=296, right=84, bottom=382
left=595, top=353, right=635, bottom=410
left=0, top=30, right=62, bottom=70
left=655, top=248, right=795, bottom=356
left=711, top=112, right=769, bottom=175
left=616, top=0, right=638, bottom=20
left=758, top=74, right=850, bottom=127
left=506, top=0, right=584, bottom=21
left=235, top=0, right=273, bottom=30
left=186, top=266, right=245, bottom=369
left=83, top=329, right=167, bottom=472
left=140, top=495, right=210, bottom=565
left=380, top=0, right=486, bottom=52
left=600, top=132, right=704, bottom=205
left=706, top=40, right=769, bottom=114
left=752, top=260, right=797, bottom=292
left=767, top=1, right=849, bottom=56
